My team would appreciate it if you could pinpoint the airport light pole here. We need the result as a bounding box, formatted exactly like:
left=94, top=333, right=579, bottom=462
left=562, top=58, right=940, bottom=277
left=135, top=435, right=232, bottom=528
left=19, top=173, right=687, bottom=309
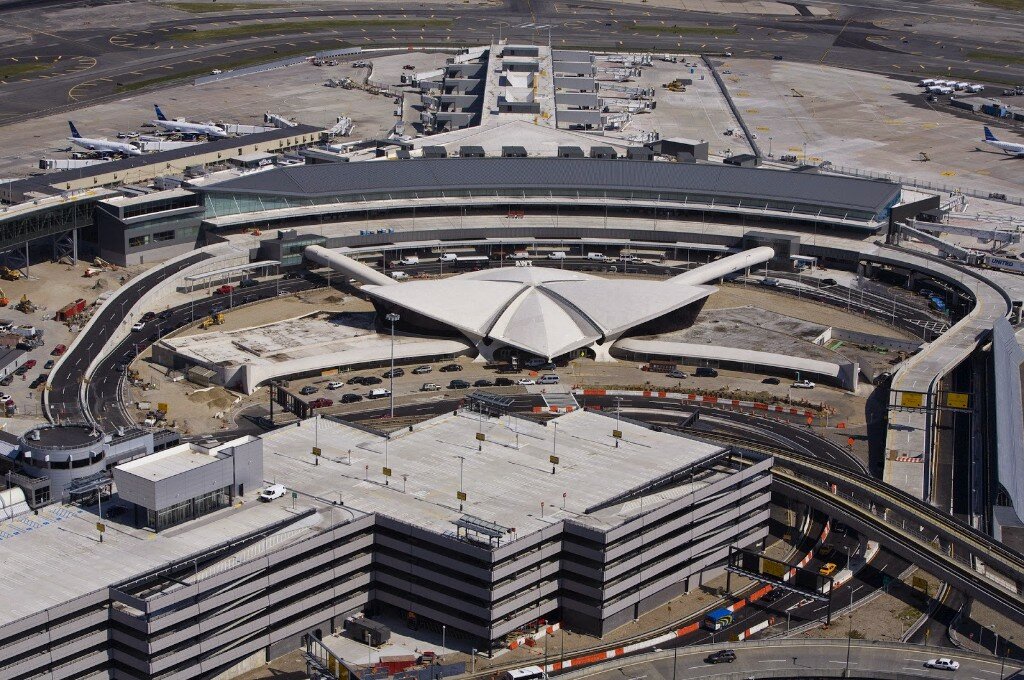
left=386, top=312, right=400, bottom=418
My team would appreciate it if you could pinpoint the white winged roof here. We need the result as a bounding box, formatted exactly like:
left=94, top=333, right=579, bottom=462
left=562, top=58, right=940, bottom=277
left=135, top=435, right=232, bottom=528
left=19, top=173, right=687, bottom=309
left=363, top=266, right=714, bottom=359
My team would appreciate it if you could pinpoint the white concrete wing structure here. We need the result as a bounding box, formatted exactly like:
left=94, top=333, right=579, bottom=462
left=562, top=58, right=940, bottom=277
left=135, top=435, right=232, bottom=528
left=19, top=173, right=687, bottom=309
left=363, top=266, right=716, bottom=360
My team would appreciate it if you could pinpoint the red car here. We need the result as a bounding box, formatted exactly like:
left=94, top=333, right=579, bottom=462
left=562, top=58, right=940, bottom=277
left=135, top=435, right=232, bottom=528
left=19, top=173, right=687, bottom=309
left=214, top=284, right=234, bottom=295
left=23, top=360, right=36, bottom=370
left=51, top=344, right=67, bottom=356
left=309, top=397, right=333, bottom=409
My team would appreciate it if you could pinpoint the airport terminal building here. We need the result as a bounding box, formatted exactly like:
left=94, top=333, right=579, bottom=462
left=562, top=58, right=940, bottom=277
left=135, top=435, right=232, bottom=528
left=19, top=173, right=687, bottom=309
left=0, top=410, right=772, bottom=680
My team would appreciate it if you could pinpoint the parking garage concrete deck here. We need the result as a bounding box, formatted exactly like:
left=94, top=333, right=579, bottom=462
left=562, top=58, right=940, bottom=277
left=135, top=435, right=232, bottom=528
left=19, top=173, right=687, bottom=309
left=261, top=409, right=729, bottom=538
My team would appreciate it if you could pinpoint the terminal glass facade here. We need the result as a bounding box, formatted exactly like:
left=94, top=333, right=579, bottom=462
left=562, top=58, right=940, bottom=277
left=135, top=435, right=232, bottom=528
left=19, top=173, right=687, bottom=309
left=147, top=485, right=231, bottom=532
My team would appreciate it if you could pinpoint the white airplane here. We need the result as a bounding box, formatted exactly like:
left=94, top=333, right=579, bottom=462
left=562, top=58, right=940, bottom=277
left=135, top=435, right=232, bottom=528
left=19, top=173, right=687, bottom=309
left=983, top=127, right=1024, bottom=157
left=67, top=121, right=142, bottom=156
left=152, top=104, right=227, bottom=138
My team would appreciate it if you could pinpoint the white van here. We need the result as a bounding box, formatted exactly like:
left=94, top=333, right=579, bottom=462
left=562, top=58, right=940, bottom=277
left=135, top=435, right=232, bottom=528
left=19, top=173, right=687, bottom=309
left=586, top=252, right=607, bottom=261
left=438, top=253, right=458, bottom=262
left=502, top=667, right=546, bottom=680
left=547, top=251, right=567, bottom=260
left=259, top=484, right=286, bottom=502
left=537, top=374, right=560, bottom=384
left=389, top=271, right=409, bottom=281
left=399, top=256, right=419, bottom=266
left=368, top=388, right=392, bottom=399
left=510, top=251, right=530, bottom=260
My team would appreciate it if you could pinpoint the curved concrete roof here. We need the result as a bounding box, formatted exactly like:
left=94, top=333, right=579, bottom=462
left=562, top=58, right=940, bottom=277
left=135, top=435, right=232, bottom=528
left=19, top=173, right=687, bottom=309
left=364, top=266, right=713, bottom=359
left=204, top=157, right=901, bottom=215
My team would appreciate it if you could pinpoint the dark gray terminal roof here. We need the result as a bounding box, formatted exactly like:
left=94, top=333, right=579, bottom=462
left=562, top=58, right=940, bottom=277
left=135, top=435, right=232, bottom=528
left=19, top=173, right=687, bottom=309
left=202, top=157, right=901, bottom=215
left=6, top=125, right=322, bottom=201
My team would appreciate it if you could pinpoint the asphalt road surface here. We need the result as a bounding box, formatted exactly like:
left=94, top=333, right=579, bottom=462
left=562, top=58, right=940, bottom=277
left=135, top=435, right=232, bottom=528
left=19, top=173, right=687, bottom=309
left=1, top=0, right=1023, bottom=124
left=83, top=275, right=318, bottom=432
left=567, top=640, right=1020, bottom=680
left=46, top=251, right=212, bottom=424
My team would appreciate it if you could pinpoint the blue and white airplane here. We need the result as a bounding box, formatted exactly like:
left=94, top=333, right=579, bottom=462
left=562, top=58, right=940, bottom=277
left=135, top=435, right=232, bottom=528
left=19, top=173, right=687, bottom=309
left=67, top=121, right=142, bottom=156
left=152, top=104, right=227, bottom=138
left=983, top=127, right=1024, bottom=157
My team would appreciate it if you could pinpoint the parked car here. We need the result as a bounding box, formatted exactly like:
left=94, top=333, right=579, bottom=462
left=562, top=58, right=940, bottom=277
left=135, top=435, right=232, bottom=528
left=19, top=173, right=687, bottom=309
left=309, top=397, right=333, bottom=408
left=421, top=383, right=442, bottom=391
left=537, top=374, right=559, bottom=385
left=24, top=360, right=36, bottom=370
left=259, top=484, right=286, bottom=502
left=0, top=375, right=12, bottom=386
left=300, top=385, right=318, bottom=395
left=792, top=379, right=816, bottom=389
left=439, top=363, right=463, bottom=372
left=924, top=659, right=960, bottom=671
left=340, top=393, right=363, bottom=403
left=695, top=367, right=719, bottom=378
left=14, top=366, right=28, bottom=376
left=140, top=311, right=156, bottom=322
left=448, top=379, right=471, bottom=389
left=383, top=368, right=405, bottom=379
left=412, top=365, right=432, bottom=374
left=667, top=370, right=687, bottom=379
left=362, top=376, right=383, bottom=385
left=327, top=381, right=344, bottom=390
left=761, top=377, right=781, bottom=385
left=473, top=379, right=494, bottom=387
left=51, top=344, right=67, bottom=356
left=214, top=284, right=234, bottom=295
left=705, top=650, right=736, bottom=664
left=44, top=360, right=54, bottom=369
left=239, top=278, right=259, bottom=288
left=819, top=562, right=838, bottom=576
left=367, top=388, right=392, bottom=399
left=516, top=378, right=536, bottom=385
left=30, top=374, right=47, bottom=389
left=495, top=377, right=514, bottom=387
left=347, top=376, right=367, bottom=385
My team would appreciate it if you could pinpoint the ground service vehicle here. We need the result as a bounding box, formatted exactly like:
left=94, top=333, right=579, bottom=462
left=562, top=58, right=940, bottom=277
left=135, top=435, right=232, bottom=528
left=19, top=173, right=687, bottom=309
left=368, top=388, right=391, bottom=399
left=259, top=484, right=286, bottom=502
left=703, top=608, right=733, bottom=631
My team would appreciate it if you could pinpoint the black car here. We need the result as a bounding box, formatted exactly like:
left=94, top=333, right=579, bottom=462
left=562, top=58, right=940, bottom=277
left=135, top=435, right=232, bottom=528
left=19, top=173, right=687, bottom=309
left=495, top=377, right=514, bottom=387
left=347, top=376, right=366, bottom=385
left=44, top=360, right=54, bottom=369
left=448, top=379, right=471, bottom=389
left=239, top=278, right=259, bottom=288
left=695, top=367, right=719, bottom=378
left=362, top=376, right=383, bottom=386
left=705, top=650, right=736, bottom=664
left=299, top=385, right=318, bottom=395
left=159, top=309, right=173, bottom=320
left=383, top=368, right=405, bottom=379
left=761, top=589, right=784, bottom=604
left=30, top=374, right=48, bottom=389
left=340, top=393, right=363, bottom=404
left=439, top=363, right=463, bottom=372
left=473, top=379, right=494, bottom=387
left=141, top=311, right=156, bottom=322
left=14, top=366, right=28, bottom=376
left=761, top=377, right=781, bottom=385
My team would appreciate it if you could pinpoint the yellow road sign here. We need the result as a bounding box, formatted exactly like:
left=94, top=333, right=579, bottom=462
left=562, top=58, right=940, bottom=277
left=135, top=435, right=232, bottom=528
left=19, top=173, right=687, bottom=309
left=900, top=392, right=925, bottom=408
left=946, top=392, right=969, bottom=409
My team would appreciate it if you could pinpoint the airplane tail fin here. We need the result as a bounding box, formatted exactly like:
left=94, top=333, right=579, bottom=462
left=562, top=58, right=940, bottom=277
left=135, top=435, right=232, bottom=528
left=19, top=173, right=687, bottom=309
left=154, top=104, right=167, bottom=121
left=68, top=121, right=81, bottom=138
left=984, top=126, right=998, bottom=142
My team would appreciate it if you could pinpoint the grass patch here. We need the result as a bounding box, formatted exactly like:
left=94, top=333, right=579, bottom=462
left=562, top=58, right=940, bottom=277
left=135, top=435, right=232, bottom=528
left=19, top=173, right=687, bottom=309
left=0, top=60, right=53, bottom=79
left=115, top=44, right=334, bottom=93
left=165, top=2, right=283, bottom=12
left=172, top=18, right=452, bottom=41
left=630, top=24, right=738, bottom=35
left=969, top=50, right=1024, bottom=65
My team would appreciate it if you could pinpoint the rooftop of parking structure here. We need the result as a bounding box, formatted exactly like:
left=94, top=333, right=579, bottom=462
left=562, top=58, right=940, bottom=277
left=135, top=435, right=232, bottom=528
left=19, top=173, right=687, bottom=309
left=261, top=409, right=732, bottom=539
